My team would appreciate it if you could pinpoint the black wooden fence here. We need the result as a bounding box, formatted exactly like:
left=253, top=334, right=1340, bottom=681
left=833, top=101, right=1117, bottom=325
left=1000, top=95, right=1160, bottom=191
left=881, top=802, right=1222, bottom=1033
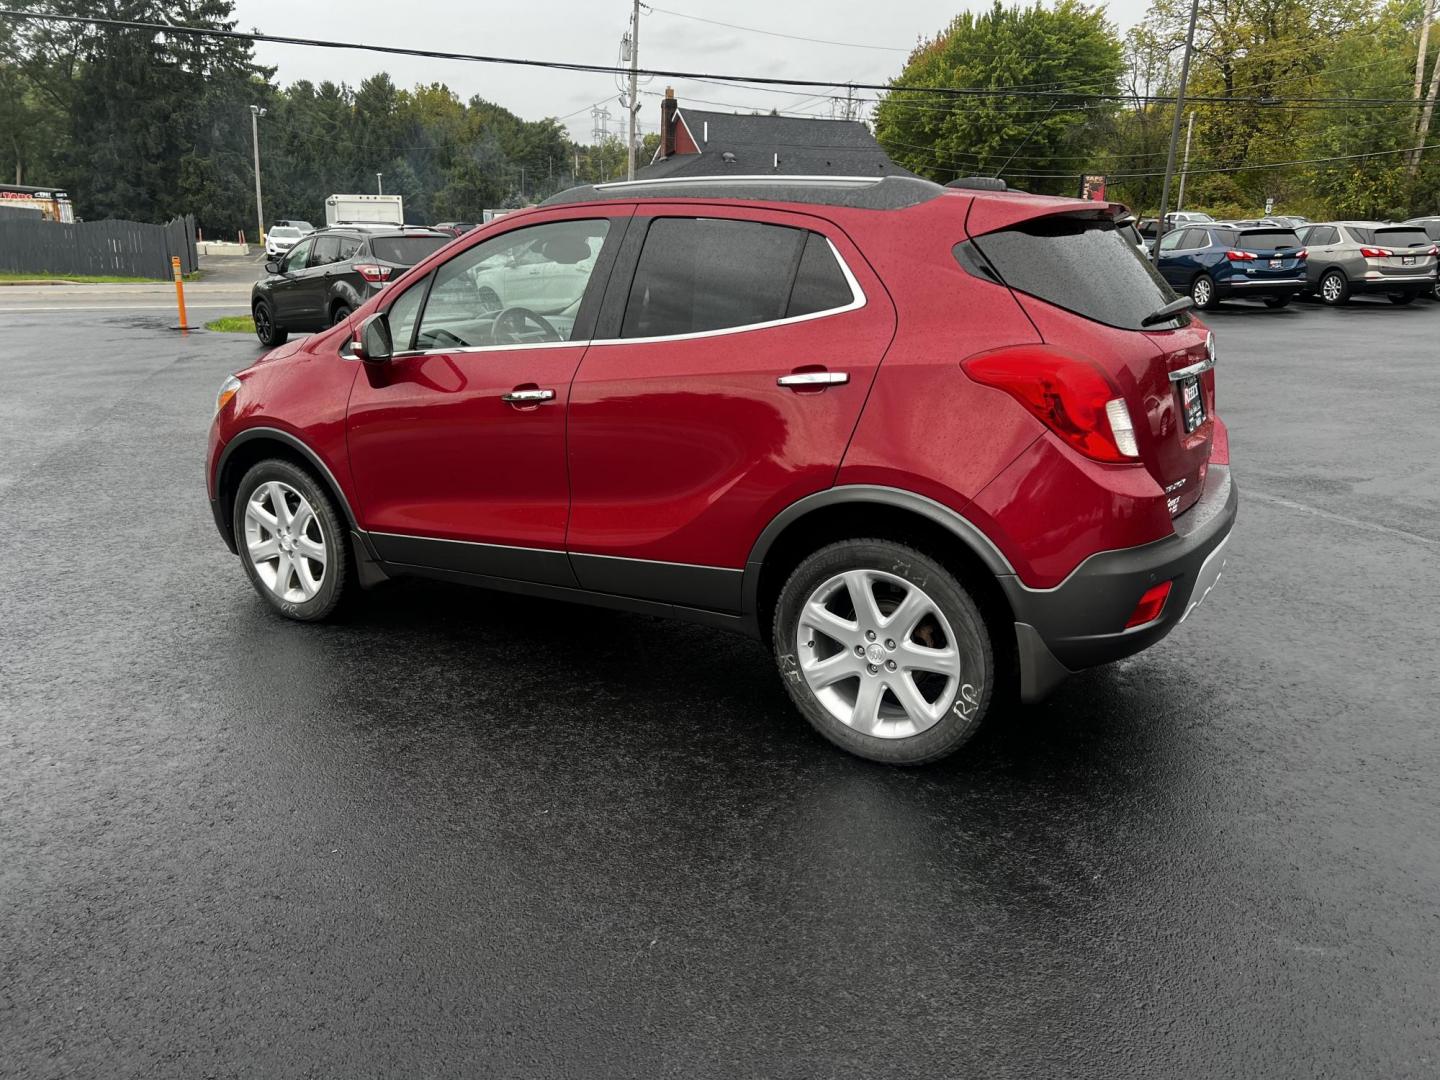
left=0, top=214, right=197, bottom=280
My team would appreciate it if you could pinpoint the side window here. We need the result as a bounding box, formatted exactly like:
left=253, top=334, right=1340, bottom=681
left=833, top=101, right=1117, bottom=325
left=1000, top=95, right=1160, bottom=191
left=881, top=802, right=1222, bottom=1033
left=281, top=237, right=314, bottom=271
left=621, top=218, right=804, bottom=338
left=311, top=235, right=340, bottom=266
left=1157, top=230, right=1185, bottom=253
left=1320, top=226, right=1340, bottom=245
left=1423, top=222, right=1440, bottom=241
left=384, top=273, right=430, bottom=353
left=786, top=232, right=856, bottom=317
left=337, top=236, right=362, bottom=261
left=412, top=218, right=610, bottom=349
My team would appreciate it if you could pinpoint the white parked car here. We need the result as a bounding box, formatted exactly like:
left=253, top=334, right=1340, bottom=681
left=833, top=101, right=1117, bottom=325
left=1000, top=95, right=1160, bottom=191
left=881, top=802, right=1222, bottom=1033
left=468, top=232, right=599, bottom=313
left=264, top=226, right=304, bottom=258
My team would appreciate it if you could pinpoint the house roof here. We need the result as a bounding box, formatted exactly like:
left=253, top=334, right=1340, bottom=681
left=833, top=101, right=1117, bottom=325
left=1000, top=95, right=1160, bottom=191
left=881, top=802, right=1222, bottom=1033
left=640, top=107, right=916, bottom=180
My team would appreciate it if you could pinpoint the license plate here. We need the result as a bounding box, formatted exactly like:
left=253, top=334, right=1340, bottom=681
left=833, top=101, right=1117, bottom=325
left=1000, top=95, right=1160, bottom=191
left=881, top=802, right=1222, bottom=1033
left=1269, top=258, right=1281, bottom=268
left=1403, top=255, right=1416, bottom=265
left=1178, top=375, right=1206, bottom=433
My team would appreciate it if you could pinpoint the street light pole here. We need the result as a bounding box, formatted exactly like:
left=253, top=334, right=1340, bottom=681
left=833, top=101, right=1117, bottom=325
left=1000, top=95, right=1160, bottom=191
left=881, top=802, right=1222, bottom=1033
left=1153, top=0, right=1200, bottom=264
left=249, top=105, right=266, bottom=247
left=1176, top=111, right=1196, bottom=213
left=627, top=0, right=640, bottom=181
left=376, top=172, right=383, bottom=195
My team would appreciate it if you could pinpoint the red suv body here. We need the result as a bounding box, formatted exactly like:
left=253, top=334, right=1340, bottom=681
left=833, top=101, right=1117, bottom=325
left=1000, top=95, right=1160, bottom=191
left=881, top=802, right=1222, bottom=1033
left=208, top=175, right=1236, bottom=764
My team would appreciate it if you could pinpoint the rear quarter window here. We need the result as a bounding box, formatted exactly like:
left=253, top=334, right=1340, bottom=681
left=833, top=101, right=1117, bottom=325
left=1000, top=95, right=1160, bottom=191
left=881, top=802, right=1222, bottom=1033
left=968, top=216, right=1185, bottom=331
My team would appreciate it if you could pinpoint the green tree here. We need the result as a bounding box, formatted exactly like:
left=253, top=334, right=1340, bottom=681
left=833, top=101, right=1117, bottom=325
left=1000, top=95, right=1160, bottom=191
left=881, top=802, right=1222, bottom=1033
left=873, top=0, right=1124, bottom=193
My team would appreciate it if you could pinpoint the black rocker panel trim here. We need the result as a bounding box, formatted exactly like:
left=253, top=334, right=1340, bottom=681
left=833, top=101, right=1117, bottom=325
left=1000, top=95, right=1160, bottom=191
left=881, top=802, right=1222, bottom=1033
left=570, top=553, right=743, bottom=613
left=368, top=532, right=578, bottom=588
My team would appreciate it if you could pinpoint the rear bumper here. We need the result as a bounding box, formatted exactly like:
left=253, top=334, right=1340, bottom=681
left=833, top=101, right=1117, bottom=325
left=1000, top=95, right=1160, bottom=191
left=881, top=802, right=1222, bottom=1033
left=1354, top=272, right=1437, bottom=294
left=1005, top=465, right=1237, bottom=702
left=1216, top=276, right=1307, bottom=297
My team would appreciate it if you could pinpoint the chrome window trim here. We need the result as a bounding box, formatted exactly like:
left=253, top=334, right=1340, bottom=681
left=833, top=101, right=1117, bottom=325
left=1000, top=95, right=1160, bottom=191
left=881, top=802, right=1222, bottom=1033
left=341, top=235, right=866, bottom=359
left=592, top=236, right=865, bottom=348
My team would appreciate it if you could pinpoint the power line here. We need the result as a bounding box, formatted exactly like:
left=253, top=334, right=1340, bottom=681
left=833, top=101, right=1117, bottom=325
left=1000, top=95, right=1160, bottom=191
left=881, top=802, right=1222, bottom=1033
left=1, top=9, right=1435, bottom=109
left=645, top=5, right=910, bottom=52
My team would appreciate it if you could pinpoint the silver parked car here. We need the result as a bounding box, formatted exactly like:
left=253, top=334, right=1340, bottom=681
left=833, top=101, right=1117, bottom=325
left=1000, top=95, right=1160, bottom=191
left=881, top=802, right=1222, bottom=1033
left=1402, top=217, right=1440, bottom=299
left=1295, top=221, right=1439, bottom=305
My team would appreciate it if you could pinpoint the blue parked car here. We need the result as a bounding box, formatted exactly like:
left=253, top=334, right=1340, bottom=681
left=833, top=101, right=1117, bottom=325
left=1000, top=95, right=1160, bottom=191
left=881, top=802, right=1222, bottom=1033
left=1155, top=224, right=1308, bottom=309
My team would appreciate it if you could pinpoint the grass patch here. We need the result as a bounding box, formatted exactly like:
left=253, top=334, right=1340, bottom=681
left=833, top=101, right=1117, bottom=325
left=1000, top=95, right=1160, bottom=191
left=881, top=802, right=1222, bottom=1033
left=0, top=270, right=204, bottom=284
left=205, top=315, right=255, bottom=333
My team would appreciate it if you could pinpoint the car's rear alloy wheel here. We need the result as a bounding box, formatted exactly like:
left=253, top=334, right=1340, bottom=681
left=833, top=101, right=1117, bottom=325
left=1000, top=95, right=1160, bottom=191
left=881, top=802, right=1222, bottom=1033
left=1320, top=270, right=1350, bottom=305
left=774, top=540, right=995, bottom=765
left=331, top=304, right=353, bottom=325
left=1190, top=274, right=1216, bottom=309
left=235, top=459, right=348, bottom=620
left=253, top=301, right=288, bottom=347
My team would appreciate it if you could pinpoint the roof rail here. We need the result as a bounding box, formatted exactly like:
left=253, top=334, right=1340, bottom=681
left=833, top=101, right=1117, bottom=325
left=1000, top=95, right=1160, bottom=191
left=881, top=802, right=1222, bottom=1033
left=542, top=174, right=949, bottom=211
left=946, top=176, right=1007, bottom=192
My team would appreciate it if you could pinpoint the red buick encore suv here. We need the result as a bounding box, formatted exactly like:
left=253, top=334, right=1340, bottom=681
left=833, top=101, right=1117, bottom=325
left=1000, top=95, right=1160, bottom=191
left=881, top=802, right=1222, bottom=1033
left=207, top=175, right=1236, bottom=765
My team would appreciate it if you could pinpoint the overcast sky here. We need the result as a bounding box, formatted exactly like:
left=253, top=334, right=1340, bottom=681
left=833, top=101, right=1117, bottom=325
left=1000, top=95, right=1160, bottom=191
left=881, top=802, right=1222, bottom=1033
left=231, top=0, right=1150, bottom=142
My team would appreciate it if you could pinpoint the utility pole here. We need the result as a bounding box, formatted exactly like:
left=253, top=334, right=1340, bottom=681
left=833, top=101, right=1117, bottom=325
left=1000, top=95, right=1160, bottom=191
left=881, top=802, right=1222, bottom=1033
left=627, top=0, right=641, bottom=180
left=1176, top=112, right=1195, bottom=212
left=376, top=172, right=383, bottom=195
left=1153, top=0, right=1200, bottom=264
left=249, top=105, right=266, bottom=247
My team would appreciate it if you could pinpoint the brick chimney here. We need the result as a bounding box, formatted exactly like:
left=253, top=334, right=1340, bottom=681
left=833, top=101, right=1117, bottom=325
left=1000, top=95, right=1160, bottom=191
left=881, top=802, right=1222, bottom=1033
left=661, top=87, right=678, bottom=159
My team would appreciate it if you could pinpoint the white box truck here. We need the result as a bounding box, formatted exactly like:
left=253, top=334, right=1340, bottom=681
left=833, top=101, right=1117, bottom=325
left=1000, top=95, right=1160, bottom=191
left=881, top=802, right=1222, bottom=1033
left=325, top=194, right=404, bottom=226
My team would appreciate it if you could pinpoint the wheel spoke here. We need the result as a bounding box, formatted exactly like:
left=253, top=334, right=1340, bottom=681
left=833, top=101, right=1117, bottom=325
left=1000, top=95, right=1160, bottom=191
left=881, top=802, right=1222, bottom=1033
left=802, top=650, right=859, bottom=689
left=887, top=671, right=938, bottom=724
left=248, top=537, right=279, bottom=561
left=849, top=677, right=884, bottom=734
left=295, top=537, right=326, bottom=566
left=900, top=640, right=961, bottom=678
left=295, top=554, right=321, bottom=598
left=246, top=499, right=278, bottom=532
left=272, top=552, right=294, bottom=597
left=841, top=570, right=885, bottom=628
left=290, top=502, right=314, bottom=540
left=267, top=482, right=291, bottom=528
left=881, top=586, right=931, bottom=638
left=802, top=600, right=860, bottom=647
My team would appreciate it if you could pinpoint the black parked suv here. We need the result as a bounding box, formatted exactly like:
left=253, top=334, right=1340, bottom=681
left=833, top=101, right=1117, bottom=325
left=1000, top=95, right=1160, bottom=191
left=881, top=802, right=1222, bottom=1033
left=251, top=226, right=452, bottom=346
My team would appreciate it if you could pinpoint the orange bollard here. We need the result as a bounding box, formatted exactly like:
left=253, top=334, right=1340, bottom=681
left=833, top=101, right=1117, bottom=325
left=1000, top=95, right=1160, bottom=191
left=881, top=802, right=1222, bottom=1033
left=171, top=256, right=190, bottom=332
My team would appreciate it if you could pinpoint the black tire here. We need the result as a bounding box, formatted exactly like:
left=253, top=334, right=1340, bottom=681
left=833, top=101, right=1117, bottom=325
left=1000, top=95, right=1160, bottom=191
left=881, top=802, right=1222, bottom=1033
left=232, top=459, right=351, bottom=621
left=1263, top=295, right=1292, bottom=308
left=772, top=539, right=997, bottom=766
left=1319, top=269, right=1350, bottom=306
left=1388, top=291, right=1416, bottom=306
left=253, top=300, right=288, bottom=346
left=330, top=303, right=354, bottom=325
left=1189, top=273, right=1218, bottom=310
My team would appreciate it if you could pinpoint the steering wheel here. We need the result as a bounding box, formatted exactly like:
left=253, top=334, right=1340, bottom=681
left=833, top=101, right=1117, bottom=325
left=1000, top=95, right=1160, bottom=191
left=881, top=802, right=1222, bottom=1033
left=493, top=306, right=561, bottom=345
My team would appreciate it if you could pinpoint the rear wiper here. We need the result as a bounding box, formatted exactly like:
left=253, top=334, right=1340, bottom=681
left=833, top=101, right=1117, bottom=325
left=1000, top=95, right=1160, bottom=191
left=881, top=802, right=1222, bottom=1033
left=1141, top=296, right=1194, bottom=327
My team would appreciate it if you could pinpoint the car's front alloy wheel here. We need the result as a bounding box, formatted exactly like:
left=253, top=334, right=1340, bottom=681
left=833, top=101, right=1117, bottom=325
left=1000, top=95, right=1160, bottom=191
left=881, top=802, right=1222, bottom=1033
left=774, top=540, right=996, bottom=765
left=234, top=459, right=348, bottom=620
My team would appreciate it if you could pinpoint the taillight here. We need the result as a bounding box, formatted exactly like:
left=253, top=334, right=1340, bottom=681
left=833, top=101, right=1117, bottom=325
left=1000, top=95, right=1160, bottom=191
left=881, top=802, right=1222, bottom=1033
left=1295, top=249, right=1308, bottom=260
left=1428, top=245, right=1439, bottom=257
left=1125, top=581, right=1173, bottom=628
left=961, top=347, right=1141, bottom=464
left=354, top=263, right=393, bottom=284
left=1225, top=250, right=1256, bottom=262
left=1359, top=247, right=1393, bottom=258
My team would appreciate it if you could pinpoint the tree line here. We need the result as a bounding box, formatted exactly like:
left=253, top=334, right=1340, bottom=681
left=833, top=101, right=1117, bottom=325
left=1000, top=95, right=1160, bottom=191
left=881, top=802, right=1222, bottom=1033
left=0, top=1, right=653, bottom=234
left=876, top=0, right=1440, bottom=220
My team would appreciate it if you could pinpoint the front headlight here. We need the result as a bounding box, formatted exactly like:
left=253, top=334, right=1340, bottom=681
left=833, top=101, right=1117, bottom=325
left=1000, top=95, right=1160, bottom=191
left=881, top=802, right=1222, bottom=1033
left=215, top=375, right=242, bottom=417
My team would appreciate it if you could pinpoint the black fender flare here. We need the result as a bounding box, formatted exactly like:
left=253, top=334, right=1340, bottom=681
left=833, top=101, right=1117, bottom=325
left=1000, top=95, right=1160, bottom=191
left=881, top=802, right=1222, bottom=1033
left=739, top=484, right=1014, bottom=631
left=328, top=280, right=364, bottom=315
left=213, top=426, right=361, bottom=543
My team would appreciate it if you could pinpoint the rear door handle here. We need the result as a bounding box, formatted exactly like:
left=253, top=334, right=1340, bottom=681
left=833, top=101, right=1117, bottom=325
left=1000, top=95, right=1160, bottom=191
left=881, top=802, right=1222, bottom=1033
left=778, top=371, right=848, bottom=388
left=501, top=387, right=556, bottom=404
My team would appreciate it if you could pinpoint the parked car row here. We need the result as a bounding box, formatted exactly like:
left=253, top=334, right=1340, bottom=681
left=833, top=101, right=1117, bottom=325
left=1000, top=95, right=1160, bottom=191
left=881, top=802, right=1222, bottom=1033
left=1153, top=219, right=1439, bottom=309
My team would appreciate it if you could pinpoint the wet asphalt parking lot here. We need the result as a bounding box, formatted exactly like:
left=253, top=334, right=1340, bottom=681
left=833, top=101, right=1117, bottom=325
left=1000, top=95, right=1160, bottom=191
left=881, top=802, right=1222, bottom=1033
left=2, top=283, right=1439, bottom=1078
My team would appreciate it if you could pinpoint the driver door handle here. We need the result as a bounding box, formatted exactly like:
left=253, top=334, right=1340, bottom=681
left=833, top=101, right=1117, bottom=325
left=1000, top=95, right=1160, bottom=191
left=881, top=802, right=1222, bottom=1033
left=501, top=387, right=555, bottom=404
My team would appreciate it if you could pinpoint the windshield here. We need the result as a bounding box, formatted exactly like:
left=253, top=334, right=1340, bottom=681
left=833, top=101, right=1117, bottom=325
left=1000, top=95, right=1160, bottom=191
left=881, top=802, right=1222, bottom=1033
left=270, top=227, right=300, bottom=239
left=368, top=235, right=450, bottom=265
left=968, top=215, right=1185, bottom=331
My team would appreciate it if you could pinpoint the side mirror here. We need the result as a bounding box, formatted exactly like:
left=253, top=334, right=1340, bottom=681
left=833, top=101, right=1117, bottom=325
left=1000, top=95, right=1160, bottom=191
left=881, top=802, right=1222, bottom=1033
left=264, top=259, right=280, bottom=275
left=356, top=313, right=393, bottom=364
